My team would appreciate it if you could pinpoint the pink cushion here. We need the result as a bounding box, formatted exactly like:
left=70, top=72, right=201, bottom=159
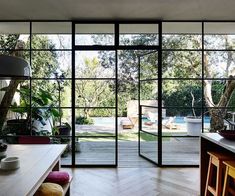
left=45, top=171, right=70, bottom=185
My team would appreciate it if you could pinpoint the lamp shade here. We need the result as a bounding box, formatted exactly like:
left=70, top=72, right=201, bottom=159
left=0, top=55, right=31, bottom=78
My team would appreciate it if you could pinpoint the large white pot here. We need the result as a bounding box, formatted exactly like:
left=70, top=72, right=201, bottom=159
left=184, top=117, right=202, bottom=136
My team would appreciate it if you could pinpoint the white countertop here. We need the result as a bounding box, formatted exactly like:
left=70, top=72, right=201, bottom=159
left=201, top=133, right=235, bottom=153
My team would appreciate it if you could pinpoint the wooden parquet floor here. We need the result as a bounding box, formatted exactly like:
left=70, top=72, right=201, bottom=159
left=65, top=167, right=200, bottom=196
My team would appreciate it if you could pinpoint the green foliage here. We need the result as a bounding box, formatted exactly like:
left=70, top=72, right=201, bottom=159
left=75, top=116, right=94, bottom=125
left=1, top=84, right=60, bottom=134
left=76, top=57, right=115, bottom=117
left=163, top=83, right=202, bottom=116
left=0, top=34, right=20, bottom=53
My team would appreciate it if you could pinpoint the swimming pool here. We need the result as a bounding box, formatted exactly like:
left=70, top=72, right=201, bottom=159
left=92, top=116, right=211, bottom=125
left=174, top=116, right=210, bottom=124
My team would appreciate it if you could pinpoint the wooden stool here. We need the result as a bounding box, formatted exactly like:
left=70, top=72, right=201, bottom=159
left=222, top=161, right=235, bottom=196
left=205, top=152, right=233, bottom=196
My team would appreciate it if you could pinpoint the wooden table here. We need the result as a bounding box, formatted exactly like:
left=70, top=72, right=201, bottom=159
left=0, top=144, right=66, bottom=196
left=200, top=133, right=235, bottom=195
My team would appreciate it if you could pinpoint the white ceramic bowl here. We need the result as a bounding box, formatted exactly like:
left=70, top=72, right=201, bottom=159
left=1, top=157, right=20, bottom=170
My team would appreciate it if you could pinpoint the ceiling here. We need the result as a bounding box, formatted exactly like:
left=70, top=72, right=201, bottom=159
left=1, top=0, right=235, bottom=21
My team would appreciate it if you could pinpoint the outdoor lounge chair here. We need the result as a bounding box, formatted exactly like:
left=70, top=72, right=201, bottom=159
left=121, top=117, right=137, bottom=129
left=162, top=116, right=176, bottom=129
left=147, top=112, right=158, bottom=123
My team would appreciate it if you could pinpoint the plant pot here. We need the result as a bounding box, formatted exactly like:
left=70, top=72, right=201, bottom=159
left=6, top=119, right=29, bottom=135
left=56, top=125, right=71, bottom=136
left=184, top=117, right=202, bottom=136
left=75, top=140, right=81, bottom=152
left=5, top=134, right=18, bottom=144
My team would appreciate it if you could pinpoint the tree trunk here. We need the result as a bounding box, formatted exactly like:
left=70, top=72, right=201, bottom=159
left=209, top=109, right=226, bottom=132
left=0, top=40, right=25, bottom=132
left=84, top=108, right=90, bottom=119
left=0, top=80, right=21, bottom=131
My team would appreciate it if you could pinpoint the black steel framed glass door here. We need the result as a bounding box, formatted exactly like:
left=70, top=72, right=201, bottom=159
left=72, top=22, right=118, bottom=166
left=138, top=51, right=159, bottom=165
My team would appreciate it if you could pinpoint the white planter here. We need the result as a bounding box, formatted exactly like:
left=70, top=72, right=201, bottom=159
left=184, top=117, right=202, bottom=136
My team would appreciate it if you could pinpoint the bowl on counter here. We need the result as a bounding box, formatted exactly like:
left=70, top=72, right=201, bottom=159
left=218, top=130, right=235, bottom=141
left=1, top=157, right=20, bottom=170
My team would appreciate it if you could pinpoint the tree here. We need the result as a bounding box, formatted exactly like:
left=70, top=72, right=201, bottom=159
left=0, top=36, right=25, bottom=131
left=203, top=35, right=235, bottom=131
left=93, top=34, right=158, bottom=116
left=75, top=57, right=115, bottom=118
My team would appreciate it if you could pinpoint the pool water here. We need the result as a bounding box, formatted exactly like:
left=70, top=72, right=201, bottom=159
left=174, top=116, right=210, bottom=124
left=93, top=116, right=211, bottom=125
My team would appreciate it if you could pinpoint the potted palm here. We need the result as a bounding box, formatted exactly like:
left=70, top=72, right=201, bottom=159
left=184, top=91, right=202, bottom=136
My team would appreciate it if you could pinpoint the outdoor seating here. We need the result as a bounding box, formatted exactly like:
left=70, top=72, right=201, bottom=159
left=147, top=112, right=158, bottom=123
left=144, top=114, right=176, bottom=130
left=121, top=117, right=136, bottom=129
left=162, top=116, right=177, bottom=129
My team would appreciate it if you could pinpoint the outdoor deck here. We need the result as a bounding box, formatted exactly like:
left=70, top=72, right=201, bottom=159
left=61, top=138, right=199, bottom=167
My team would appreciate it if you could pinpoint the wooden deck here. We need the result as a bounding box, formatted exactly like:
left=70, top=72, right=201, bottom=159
left=61, top=138, right=199, bottom=167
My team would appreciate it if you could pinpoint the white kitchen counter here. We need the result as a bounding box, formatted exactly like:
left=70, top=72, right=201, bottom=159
left=200, top=132, right=235, bottom=195
left=201, top=133, right=235, bottom=153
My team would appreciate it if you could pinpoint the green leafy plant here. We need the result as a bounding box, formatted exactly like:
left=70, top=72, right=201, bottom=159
left=1, top=85, right=61, bottom=135
left=75, top=116, right=94, bottom=125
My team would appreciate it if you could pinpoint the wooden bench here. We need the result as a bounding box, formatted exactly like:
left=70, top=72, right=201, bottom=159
left=62, top=175, right=73, bottom=196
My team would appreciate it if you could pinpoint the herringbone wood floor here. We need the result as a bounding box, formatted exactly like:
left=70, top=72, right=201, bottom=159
left=65, top=167, right=200, bottom=196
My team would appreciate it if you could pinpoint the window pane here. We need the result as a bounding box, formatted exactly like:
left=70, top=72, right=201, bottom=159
left=31, top=79, right=71, bottom=108
left=119, top=24, right=158, bottom=46
left=205, top=22, right=235, bottom=49
left=163, top=22, right=202, bottom=49
left=75, top=137, right=115, bottom=165
left=161, top=107, right=203, bottom=135
left=75, top=80, right=116, bottom=107
left=32, top=51, right=71, bottom=78
left=0, top=22, right=30, bottom=50
left=204, top=51, right=235, bottom=78
left=204, top=79, right=235, bottom=107
left=162, top=137, right=199, bottom=165
left=32, top=22, right=71, bottom=49
left=163, top=80, right=202, bottom=107
left=75, top=24, right=114, bottom=46
left=31, top=80, right=59, bottom=107
left=140, top=131, right=158, bottom=163
left=75, top=108, right=115, bottom=136
left=75, top=51, right=115, bottom=78
left=163, top=51, right=202, bottom=78
left=140, top=51, right=158, bottom=80
left=140, top=80, right=158, bottom=101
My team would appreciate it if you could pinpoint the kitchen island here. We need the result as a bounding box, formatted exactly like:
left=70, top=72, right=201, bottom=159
left=200, top=133, right=235, bottom=195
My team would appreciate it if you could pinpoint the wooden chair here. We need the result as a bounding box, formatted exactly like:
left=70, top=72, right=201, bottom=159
left=222, top=161, right=235, bottom=196
left=205, top=151, right=234, bottom=196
